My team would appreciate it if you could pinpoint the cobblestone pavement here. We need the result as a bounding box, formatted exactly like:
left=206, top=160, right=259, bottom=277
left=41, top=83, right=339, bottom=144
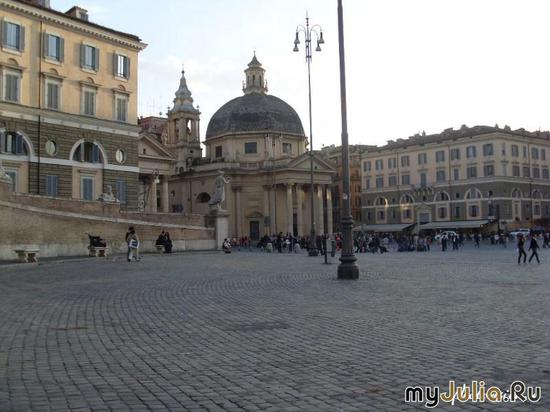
left=0, top=245, right=549, bottom=411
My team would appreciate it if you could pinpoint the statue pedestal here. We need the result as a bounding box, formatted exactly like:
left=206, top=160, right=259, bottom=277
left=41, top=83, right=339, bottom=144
left=209, top=208, right=229, bottom=250
left=0, top=176, right=13, bottom=200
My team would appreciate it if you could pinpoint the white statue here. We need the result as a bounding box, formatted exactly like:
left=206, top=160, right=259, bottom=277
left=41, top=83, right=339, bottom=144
left=98, top=185, right=119, bottom=203
left=208, top=170, right=231, bottom=210
left=0, top=159, right=12, bottom=184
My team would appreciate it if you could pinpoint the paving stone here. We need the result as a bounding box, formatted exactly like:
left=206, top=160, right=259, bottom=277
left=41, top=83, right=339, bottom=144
left=0, top=246, right=548, bottom=410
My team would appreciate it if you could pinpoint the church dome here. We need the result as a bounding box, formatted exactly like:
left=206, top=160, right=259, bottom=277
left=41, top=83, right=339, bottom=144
left=205, top=53, right=305, bottom=139
left=205, top=92, right=305, bottom=139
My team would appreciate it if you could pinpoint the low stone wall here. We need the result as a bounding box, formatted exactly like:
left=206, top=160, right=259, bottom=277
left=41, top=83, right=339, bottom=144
left=0, top=182, right=215, bottom=261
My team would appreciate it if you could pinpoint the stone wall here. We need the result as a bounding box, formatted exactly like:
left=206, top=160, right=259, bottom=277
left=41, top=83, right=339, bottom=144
left=0, top=181, right=215, bottom=261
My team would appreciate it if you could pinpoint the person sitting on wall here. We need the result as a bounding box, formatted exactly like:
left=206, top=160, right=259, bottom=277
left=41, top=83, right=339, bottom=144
left=164, top=232, right=173, bottom=254
left=222, top=238, right=232, bottom=253
left=156, top=230, right=167, bottom=247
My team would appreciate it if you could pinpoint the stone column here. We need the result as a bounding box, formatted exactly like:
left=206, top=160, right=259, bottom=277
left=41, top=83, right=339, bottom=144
left=234, top=186, right=242, bottom=238
left=286, top=183, right=294, bottom=235
left=263, top=185, right=270, bottom=235
left=150, top=176, right=158, bottom=213
left=296, top=185, right=304, bottom=236
left=270, top=185, right=277, bottom=234
left=317, top=185, right=325, bottom=235
left=326, top=186, right=333, bottom=235
left=160, top=176, right=169, bottom=213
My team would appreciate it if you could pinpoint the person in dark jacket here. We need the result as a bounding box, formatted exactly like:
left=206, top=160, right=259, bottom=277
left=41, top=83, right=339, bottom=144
left=528, top=235, right=540, bottom=263
left=517, top=234, right=527, bottom=264
left=164, top=232, right=173, bottom=253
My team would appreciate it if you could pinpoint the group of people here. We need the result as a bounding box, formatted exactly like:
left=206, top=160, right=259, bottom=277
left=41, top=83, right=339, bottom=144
left=155, top=230, right=173, bottom=254
left=516, top=233, right=541, bottom=264
left=124, top=227, right=174, bottom=262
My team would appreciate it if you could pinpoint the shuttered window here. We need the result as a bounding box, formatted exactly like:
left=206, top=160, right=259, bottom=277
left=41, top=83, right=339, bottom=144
left=46, top=81, right=60, bottom=110
left=115, top=96, right=128, bottom=122
left=83, top=89, right=96, bottom=116
left=0, top=132, right=26, bottom=155
left=114, top=54, right=130, bottom=79
left=6, top=171, right=16, bottom=192
left=116, top=180, right=127, bottom=204
left=2, top=21, right=24, bottom=51
left=81, top=177, right=94, bottom=201
left=4, top=72, right=20, bottom=102
left=43, top=33, right=64, bottom=61
left=81, top=44, right=99, bottom=71
left=46, top=175, right=58, bottom=197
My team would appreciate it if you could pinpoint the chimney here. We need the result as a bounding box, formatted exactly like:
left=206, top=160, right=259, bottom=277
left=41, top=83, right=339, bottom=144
left=21, top=0, right=51, bottom=7
left=66, top=6, right=89, bottom=21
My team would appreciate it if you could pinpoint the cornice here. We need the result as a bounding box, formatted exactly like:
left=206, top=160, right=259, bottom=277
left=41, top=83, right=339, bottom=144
left=1, top=1, right=147, bottom=51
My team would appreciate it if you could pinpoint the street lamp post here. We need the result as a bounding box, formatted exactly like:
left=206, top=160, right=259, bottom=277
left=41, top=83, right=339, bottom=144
left=293, top=13, right=325, bottom=256
left=336, top=0, right=360, bottom=279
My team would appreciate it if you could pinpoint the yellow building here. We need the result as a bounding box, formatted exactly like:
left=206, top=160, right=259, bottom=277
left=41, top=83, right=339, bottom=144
left=0, top=0, right=146, bottom=206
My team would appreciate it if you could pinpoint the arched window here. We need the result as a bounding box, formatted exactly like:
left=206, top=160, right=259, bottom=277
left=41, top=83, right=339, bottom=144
left=434, top=191, right=450, bottom=202
left=465, top=188, right=482, bottom=199
left=73, top=142, right=103, bottom=163
left=0, top=131, right=29, bottom=155
left=400, top=194, right=414, bottom=204
left=511, top=188, right=522, bottom=198
left=196, top=192, right=211, bottom=203
left=532, top=190, right=542, bottom=199
left=374, top=197, right=388, bottom=206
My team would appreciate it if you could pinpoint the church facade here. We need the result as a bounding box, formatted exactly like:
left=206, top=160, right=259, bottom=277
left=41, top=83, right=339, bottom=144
left=140, top=55, right=336, bottom=240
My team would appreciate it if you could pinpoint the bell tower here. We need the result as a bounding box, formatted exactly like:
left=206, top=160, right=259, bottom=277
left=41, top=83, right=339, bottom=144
left=243, top=52, right=268, bottom=95
left=167, top=68, right=201, bottom=173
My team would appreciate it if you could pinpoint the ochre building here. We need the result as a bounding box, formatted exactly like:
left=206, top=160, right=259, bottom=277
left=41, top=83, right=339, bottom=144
left=0, top=0, right=146, bottom=207
left=361, top=125, right=550, bottom=233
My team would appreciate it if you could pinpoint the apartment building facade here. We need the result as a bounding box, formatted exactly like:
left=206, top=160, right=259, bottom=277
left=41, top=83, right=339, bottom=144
left=0, top=0, right=146, bottom=207
left=361, top=125, right=550, bottom=232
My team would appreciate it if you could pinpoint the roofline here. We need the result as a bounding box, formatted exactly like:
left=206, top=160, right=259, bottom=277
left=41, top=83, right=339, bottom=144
left=5, top=0, right=146, bottom=48
left=371, top=126, right=550, bottom=153
left=205, top=130, right=306, bottom=141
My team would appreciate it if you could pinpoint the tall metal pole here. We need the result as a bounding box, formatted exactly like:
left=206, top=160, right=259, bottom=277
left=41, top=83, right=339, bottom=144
left=294, top=13, right=324, bottom=256
left=337, top=0, right=360, bottom=279
left=306, top=17, right=318, bottom=256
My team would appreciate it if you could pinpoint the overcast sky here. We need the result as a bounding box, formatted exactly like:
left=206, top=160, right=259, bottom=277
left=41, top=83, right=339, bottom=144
left=55, top=0, right=550, bottom=147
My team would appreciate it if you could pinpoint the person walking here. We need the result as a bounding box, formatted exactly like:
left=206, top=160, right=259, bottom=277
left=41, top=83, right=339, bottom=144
left=528, top=234, right=540, bottom=264
left=517, top=234, right=527, bottom=265
left=474, top=233, right=480, bottom=248
left=127, top=227, right=140, bottom=262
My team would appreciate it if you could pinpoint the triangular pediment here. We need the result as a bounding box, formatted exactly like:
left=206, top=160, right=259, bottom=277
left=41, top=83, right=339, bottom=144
left=286, top=152, right=336, bottom=172
left=139, top=133, right=174, bottom=160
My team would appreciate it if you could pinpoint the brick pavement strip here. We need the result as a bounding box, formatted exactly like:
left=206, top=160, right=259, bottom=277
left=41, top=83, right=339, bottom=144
left=0, top=246, right=549, bottom=411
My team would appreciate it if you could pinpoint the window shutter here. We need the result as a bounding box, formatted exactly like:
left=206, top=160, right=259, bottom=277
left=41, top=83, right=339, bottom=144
left=14, top=74, right=19, bottom=102
left=78, top=142, right=84, bottom=161
left=124, top=57, right=130, bottom=79
left=59, top=37, right=64, bottom=62
left=92, top=144, right=100, bottom=163
left=19, top=25, right=25, bottom=51
left=0, top=20, right=4, bottom=46
left=42, top=32, right=49, bottom=57
left=113, top=53, right=117, bottom=76
left=80, top=44, right=85, bottom=68
left=94, top=47, right=100, bottom=71
left=15, top=134, right=23, bottom=154
left=0, top=131, right=6, bottom=153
